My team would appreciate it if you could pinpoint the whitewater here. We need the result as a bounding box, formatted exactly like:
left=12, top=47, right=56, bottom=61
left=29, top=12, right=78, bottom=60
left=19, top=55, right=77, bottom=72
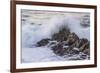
left=21, top=10, right=90, bottom=63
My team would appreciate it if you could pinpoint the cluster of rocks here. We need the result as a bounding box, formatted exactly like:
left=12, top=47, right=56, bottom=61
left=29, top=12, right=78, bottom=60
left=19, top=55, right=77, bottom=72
left=36, top=27, right=90, bottom=60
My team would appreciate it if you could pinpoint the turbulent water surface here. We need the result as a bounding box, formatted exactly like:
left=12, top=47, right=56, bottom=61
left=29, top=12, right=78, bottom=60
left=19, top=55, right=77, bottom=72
left=21, top=10, right=90, bottom=63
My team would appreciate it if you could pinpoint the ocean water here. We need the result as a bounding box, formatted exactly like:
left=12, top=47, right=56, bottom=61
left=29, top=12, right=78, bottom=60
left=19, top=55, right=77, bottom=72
left=21, top=10, right=90, bottom=63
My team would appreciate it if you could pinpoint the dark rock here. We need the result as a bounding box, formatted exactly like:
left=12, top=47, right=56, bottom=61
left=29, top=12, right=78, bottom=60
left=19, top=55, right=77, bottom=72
left=36, top=38, right=51, bottom=47
left=69, top=48, right=80, bottom=55
left=51, top=27, right=70, bottom=42
left=62, top=41, right=68, bottom=46
left=66, top=32, right=79, bottom=46
left=51, top=42, right=63, bottom=50
left=63, top=46, right=73, bottom=54
left=80, top=54, right=87, bottom=59
left=83, top=48, right=90, bottom=55
left=78, top=38, right=89, bottom=48
left=51, top=32, right=90, bottom=60
left=48, top=40, right=58, bottom=47
left=50, top=42, right=57, bottom=45
left=79, top=40, right=89, bottom=52
left=51, top=42, right=66, bottom=56
left=35, top=26, right=90, bottom=60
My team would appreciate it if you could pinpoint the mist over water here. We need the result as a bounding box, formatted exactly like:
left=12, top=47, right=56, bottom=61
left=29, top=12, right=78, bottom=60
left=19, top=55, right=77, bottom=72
left=21, top=10, right=90, bottom=63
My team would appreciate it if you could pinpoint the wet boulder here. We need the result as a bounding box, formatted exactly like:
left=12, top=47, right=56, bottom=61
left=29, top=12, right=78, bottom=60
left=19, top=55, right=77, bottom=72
left=47, top=40, right=58, bottom=47
left=35, top=25, right=90, bottom=60
left=36, top=38, right=51, bottom=47
left=79, top=39, right=89, bottom=52
left=78, top=38, right=89, bottom=48
left=51, top=27, right=70, bottom=42
left=69, top=47, right=80, bottom=55
left=51, top=42, right=66, bottom=56
left=66, top=32, right=79, bottom=46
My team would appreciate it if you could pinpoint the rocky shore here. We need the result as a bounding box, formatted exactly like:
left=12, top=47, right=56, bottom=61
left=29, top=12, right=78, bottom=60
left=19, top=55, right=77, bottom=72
left=36, top=27, right=90, bottom=60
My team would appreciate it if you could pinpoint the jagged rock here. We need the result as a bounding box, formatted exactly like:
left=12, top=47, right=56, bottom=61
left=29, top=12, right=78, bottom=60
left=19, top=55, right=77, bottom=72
left=35, top=26, right=90, bottom=60
left=51, top=42, right=65, bottom=56
left=66, top=32, right=79, bottom=46
left=79, top=39, right=89, bottom=52
left=63, top=46, right=73, bottom=54
left=51, top=27, right=70, bottom=42
left=36, top=38, right=51, bottom=47
left=50, top=28, right=89, bottom=59
left=78, top=38, right=89, bottom=48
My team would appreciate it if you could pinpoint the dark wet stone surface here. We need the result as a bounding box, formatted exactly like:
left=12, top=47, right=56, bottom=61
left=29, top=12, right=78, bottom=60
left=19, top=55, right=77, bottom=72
left=36, top=27, right=90, bottom=60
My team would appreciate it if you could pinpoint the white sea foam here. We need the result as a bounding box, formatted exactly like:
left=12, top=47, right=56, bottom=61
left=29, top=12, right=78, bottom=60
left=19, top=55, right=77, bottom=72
left=21, top=10, right=90, bottom=63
